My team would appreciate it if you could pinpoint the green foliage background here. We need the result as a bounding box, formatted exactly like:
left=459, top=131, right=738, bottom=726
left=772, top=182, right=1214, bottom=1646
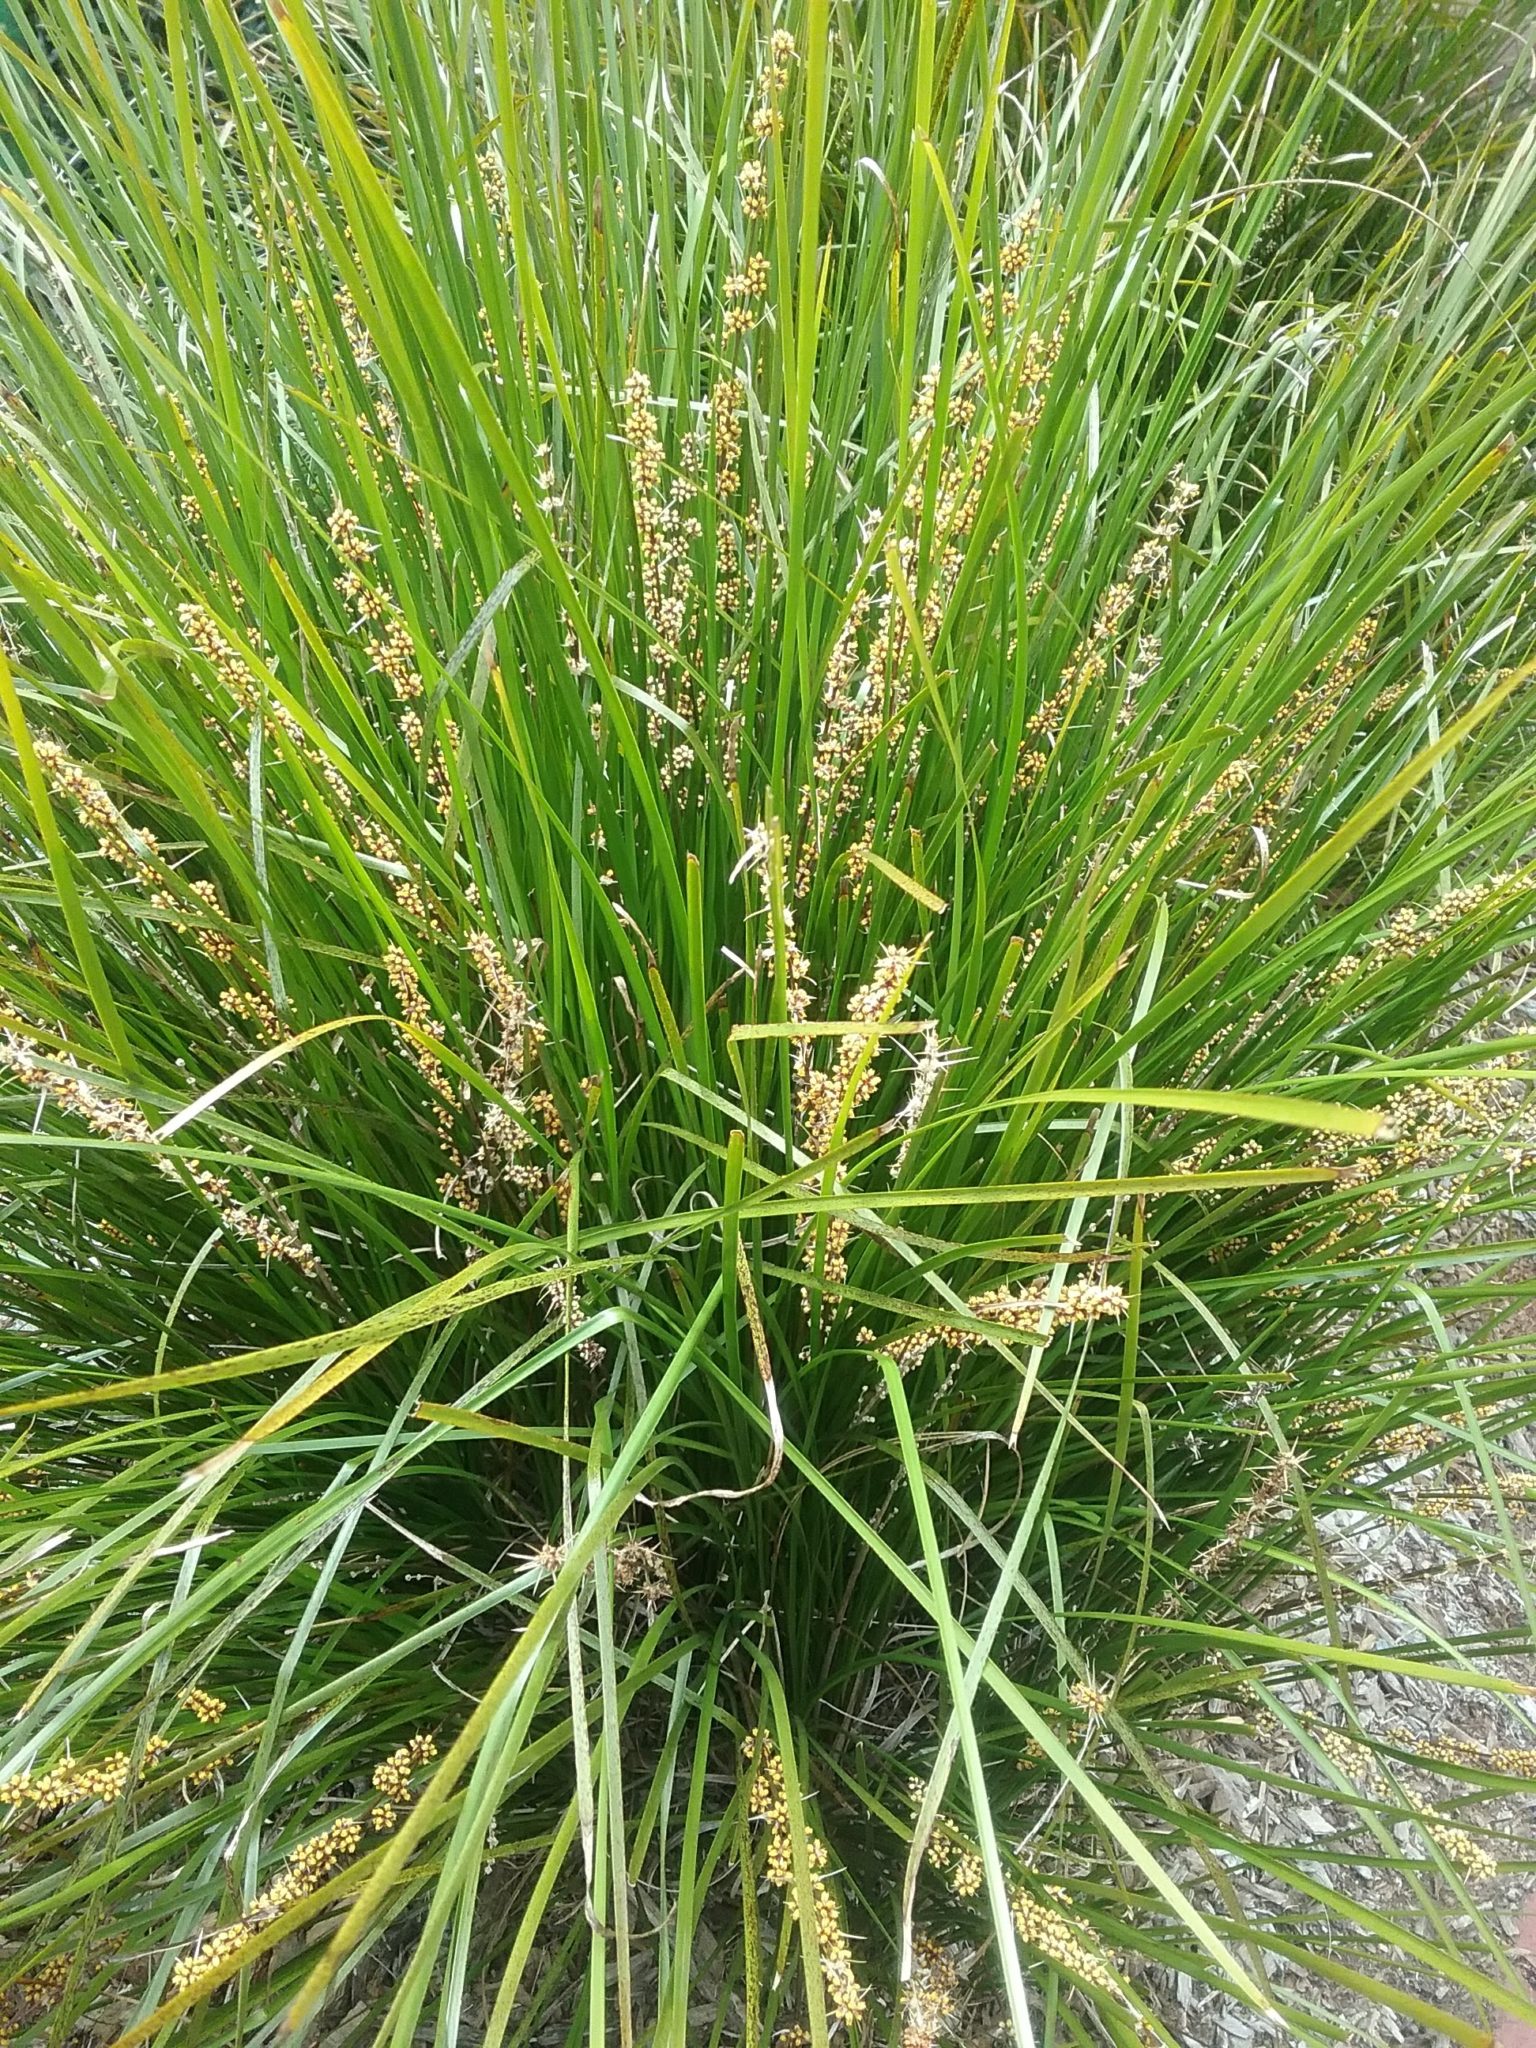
left=1, top=0, right=1535, bottom=2041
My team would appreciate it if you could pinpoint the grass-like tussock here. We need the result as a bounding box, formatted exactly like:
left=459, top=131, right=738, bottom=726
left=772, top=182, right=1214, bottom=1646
left=1, top=0, right=1536, bottom=2041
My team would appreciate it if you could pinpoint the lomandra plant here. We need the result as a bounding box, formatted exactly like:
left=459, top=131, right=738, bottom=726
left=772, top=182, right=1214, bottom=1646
left=2, top=0, right=1536, bottom=2040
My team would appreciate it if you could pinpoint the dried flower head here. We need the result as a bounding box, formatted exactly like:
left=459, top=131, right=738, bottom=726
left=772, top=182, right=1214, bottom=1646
left=743, top=1731, right=867, bottom=2028
left=0, top=1034, right=320, bottom=1278
left=885, top=1276, right=1128, bottom=1372
left=612, top=1538, right=670, bottom=1615
left=902, top=1935, right=962, bottom=2048
left=1068, top=1675, right=1112, bottom=1719
left=32, top=740, right=161, bottom=885
left=739, top=158, right=769, bottom=221
left=372, top=1732, right=437, bottom=1807
left=170, top=1733, right=434, bottom=2000
left=1010, top=1881, right=1118, bottom=1995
